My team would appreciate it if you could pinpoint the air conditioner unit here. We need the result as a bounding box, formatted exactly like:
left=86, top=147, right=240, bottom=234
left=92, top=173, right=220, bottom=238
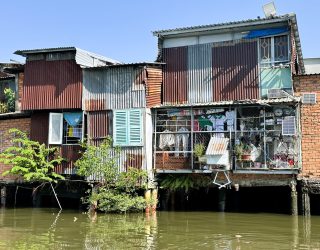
left=302, top=93, right=317, bottom=104
left=267, top=89, right=287, bottom=99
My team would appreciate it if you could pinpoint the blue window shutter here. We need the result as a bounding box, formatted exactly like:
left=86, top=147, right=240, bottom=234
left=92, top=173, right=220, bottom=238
left=129, top=109, right=142, bottom=145
left=114, top=110, right=128, bottom=145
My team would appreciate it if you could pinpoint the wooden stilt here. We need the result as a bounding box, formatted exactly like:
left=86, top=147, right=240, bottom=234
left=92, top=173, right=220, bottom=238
left=301, top=180, right=311, bottom=216
left=290, top=181, right=298, bottom=216
left=218, top=188, right=226, bottom=212
left=145, top=189, right=151, bottom=213
left=0, top=186, right=6, bottom=207
left=151, top=188, right=158, bottom=212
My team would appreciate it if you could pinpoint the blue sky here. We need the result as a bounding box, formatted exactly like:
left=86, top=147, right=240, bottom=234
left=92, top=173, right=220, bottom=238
left=1, top=0, right=319, bottom=63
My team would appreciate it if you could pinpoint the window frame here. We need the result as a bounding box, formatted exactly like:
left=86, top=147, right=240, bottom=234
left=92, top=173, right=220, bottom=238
left=259, top=33, right=290, bottom=68
left=113, top=109, right=143, bottom=147
left=48, top=112, right=84, bottom=145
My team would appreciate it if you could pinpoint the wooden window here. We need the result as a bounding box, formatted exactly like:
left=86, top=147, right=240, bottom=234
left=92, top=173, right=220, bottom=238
left=113, top=109, right=143, bottom=146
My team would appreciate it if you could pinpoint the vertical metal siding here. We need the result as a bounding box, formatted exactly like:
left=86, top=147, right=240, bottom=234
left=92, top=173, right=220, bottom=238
left=55, top=145, right=82, bottom=174
left=212, top=40, right=259, bottom=101
left=30, top=112, right=49, bottom=145
left=145, top=67, right=162, bottom=108
left=163, top=47, right=188, bottom=105
left=88, top=111, right=109, bottom=141
left=83, top=66, right=146, bottom=110
left=22, top=60, right=82, bottom=110
left=188, top=43, right=213, bottom=103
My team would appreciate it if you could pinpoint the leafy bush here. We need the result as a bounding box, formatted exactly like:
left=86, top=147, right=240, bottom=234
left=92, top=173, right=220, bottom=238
left=75, top=137, right=148, bottom=213
left=4, top=88, right=15, bottom=112
left=0, top=128, right=65, bottom=183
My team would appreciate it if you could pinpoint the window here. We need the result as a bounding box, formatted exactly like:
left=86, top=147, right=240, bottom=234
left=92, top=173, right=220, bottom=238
left=113, top=109, right=143, bottom=146
left=259, top=35, right=289, bottom=67
left=49, top=112, right=83, bottom=145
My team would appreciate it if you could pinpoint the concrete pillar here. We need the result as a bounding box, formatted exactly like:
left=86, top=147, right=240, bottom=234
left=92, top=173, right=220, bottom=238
left=0, top=186, right=6, bottom=207
left=218, top=188, right=226, bottom=212
left=301, top=181, right=311, bottom=216
left=290, top=181, right=298, bottom=216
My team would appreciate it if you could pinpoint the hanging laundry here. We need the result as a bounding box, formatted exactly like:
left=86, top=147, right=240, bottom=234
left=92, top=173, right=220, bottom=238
left=68, top=127, right=73, bottom=137
left=159, top=130, right=175, bottom=149
left=175, top=127, right=189, bottom=157
left=225, top=110, right=236, bottom=131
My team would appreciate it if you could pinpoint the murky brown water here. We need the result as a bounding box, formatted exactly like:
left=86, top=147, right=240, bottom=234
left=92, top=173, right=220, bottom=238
left=0, top=208, right=320, bottom=249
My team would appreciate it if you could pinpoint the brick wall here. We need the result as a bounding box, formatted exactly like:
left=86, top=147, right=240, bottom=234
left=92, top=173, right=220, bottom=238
left=0, top=117, right=31, bottom=182
left=294, top=74, right=320, bottom=178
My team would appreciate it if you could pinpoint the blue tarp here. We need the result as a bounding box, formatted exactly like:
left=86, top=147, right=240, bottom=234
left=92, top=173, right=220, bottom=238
left=244, top=27, right=289, bottom=39
left=63, top=112, right=82, bottom=126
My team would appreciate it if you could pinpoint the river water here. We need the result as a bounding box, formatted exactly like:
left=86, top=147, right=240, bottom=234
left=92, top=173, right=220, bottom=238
left=0, top=208, right=320, bottom=249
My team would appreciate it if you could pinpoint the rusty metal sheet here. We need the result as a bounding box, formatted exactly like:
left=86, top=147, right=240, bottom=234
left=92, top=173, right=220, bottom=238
left=212, top=40, right=259, bottom=101
left=54, top=145, right=82, bottom=174
left=206, top=137, right=229, bottom=155
left=22, top=60, right=82, bottom=110
left=30, top=112, right=49, bottom=145
left=83, top=66, right=146, bottom=110
left=162, top=46, right=188, bottom=105
left=145, top=67, right=162, bottom=108
left=88, top=111, right=110, bottom=140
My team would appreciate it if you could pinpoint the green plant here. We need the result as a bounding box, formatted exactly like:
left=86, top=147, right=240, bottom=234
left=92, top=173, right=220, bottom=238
left=194, top=143, right=205, bottom=158
left=0, top=128, right=65, bottom=183
left=75, top=137, right=148, bottom=213
left=159, top=174, right=212, bottom=193
left=4, top=88, right=15, bottom=112
left=0, top=102, right=8, bottom=114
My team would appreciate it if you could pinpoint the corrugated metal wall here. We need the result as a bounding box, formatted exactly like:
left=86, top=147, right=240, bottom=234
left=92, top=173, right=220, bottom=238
left=212, top=40, right=259, bottom=101
left=55, top=145, right=82, bottom=175
left=88, top=111, right=109, bottom=143
left=83, top=66, right=146, bottom=110
left=22, top=60, right=82, bottom=110
left=163, top=47, right=188, bottom=105
left=87, top=111, right=145, bottom=175
left=188, top=43, right=213, bottom=103
left=30, top=111, right=82, bottom=174
left=162, top=40, right=259, bottom=104
left=30, top=112, right=49, bottom=144
left=145, top=67, right=162, bottom=107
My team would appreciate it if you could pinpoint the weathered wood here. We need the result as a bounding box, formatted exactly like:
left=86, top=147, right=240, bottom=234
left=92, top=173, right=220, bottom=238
left=218, top=189, right=226, bottom=212
left=290, top=181, right=298, bottom=216
left=0, top=186, right=6, bottom=207
left=301, top=180, right=311, bottom=216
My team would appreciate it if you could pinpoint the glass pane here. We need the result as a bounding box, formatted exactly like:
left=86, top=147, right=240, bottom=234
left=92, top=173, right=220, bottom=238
left=274, top=35, right=289, bottom=62
left=259, top=37, right=271, bottom=65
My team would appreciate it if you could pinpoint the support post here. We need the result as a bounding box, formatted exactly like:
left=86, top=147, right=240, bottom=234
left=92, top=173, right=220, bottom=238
left=290, top=181, right=298, bottom=216
left=151, top=188, right=158, bottom=212
left=145, top=189, right=151, bottom=213
left=301, top=180, right=311, bottom=216
left=218, top=188, right=226, bottom=212
left=0, top=186, right=6, bottom=207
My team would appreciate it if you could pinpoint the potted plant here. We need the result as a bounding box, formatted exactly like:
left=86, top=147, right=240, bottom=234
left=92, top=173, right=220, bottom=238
left=235, top=142, right=252, bottom=161
left=194, top=143, right=206, bottom=168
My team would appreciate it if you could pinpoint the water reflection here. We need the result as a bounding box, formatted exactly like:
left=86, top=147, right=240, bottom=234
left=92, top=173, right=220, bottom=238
left=0, top=208, right=320, bottom=249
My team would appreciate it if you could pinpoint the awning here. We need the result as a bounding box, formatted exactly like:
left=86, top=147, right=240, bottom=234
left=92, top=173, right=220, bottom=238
left=244, top=26, right=289, bottom=39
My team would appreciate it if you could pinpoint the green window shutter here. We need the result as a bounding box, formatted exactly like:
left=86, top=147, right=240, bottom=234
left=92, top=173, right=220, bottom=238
left=129, top=109, right=142, bottom=145
left=114, top=110, right=128, bottom=146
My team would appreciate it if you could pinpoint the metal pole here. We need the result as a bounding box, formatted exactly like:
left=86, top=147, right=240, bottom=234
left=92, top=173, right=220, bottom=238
left=50, top=182, right=62, bottom=210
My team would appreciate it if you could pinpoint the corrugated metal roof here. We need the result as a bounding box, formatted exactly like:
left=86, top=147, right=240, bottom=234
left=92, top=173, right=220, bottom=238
left=153, top=14, right=292, bottom=36
left=206, top=137, right=229, bottom=155
left=154, top=97, right=301, bottom=108
left=85, top=62, right=164, bottom=70
left=0, top=71, right=14, bottom=79
left=14, top=47, right=120, bottom=67
left=153, top=13, right=304, bottom=74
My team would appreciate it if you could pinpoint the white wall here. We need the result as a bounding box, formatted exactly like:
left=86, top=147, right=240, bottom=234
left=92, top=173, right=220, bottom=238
left=304, top=58, right=320, bottom=74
